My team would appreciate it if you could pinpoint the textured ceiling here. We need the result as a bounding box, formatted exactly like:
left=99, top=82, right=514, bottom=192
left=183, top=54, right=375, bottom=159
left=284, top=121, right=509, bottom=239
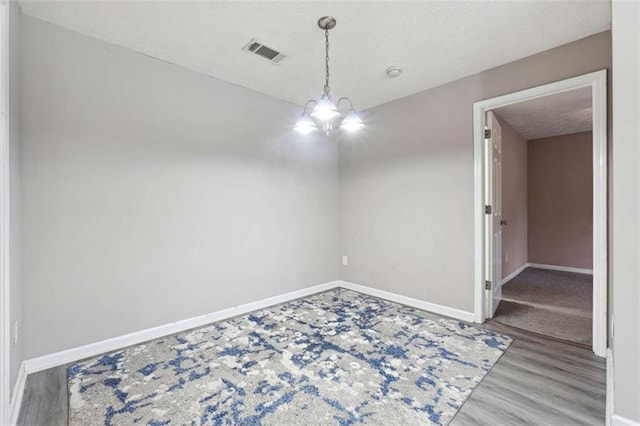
left=18, top=1, right=611, bottom=110
left=494, top=88, right=592, bottom=140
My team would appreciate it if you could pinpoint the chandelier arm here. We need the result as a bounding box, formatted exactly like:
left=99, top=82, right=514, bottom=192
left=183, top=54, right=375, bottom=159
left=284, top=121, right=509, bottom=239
left=336, top=97, right=354, bottom=113
left=303, top=99, right=318, bottom=114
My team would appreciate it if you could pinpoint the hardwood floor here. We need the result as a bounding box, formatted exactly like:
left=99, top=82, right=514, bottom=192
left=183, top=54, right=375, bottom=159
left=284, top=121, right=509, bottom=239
left=17, top=365, right=68, bottom=426
left=17, top=321, right=605, bottom=425
left=451, top=322, right=605, bottom=425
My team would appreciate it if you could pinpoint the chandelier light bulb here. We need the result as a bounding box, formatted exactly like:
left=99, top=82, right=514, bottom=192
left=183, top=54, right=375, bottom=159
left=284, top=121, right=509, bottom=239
left=294, top=113, right=318, bottom=134
left=340, top=110, right=365, bottom=132
left=310, top=94, right=340, bottom=123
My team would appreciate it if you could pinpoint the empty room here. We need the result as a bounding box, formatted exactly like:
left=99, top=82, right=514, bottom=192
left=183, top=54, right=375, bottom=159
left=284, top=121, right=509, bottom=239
left=1, top=1, right=639, bottom=425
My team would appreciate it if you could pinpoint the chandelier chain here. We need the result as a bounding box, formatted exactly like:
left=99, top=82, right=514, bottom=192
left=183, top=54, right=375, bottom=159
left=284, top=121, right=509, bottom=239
left=324, top=28, right=330, bottom=94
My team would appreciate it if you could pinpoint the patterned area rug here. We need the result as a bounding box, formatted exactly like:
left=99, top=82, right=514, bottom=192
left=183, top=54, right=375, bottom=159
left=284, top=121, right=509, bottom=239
left=68, top=289, right=512, bottom=425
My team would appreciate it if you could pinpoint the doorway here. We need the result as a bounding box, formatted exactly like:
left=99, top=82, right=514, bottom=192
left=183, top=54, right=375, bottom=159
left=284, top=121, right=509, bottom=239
left=473, top=70, right=607, bottom=357
left=492, top=94, right=594, bottom=347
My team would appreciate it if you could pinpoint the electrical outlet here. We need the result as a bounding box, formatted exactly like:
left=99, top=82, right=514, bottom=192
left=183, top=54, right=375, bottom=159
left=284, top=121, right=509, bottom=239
left=342, top=256, right=348, bottom=266
left=505, top=252, right=509, bottom=263
left=12, top=321, right=18, bottom=347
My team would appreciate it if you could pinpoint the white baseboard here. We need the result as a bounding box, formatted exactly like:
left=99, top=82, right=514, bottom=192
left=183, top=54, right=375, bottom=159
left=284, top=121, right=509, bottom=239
left=527, top=262, right=593, bottom=275
left=22, top=279, right=477, bottom=375
left=612, top=415, right=640, bottom=426
left=500, top=262, right=593, bottom=287
left=338, top=280, right=476, bottom=323
left=9, top=362, right=26, bottom=426
left=501, top=263, right=529, bottom=286
left=23, top=281, right=341, bottom=374
left=13, top=278, right=476, bottom=421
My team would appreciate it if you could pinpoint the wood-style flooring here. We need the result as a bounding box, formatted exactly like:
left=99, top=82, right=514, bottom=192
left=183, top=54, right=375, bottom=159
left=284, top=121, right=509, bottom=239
left=17, top=321, right=606, bottom=426
left=451, top=322, right=605, bottom=425
left=17, top=365, right=68, bottom=426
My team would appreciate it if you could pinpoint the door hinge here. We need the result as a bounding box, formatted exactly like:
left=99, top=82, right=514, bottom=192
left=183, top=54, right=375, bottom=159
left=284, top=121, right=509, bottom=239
left=485, top=280, right=492, bottom=290
left=485, top=205, right=492, bottom=214
left=484, top=129, right=492, bottom=139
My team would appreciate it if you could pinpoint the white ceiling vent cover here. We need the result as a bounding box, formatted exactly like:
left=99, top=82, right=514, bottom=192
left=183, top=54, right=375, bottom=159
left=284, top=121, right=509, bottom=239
left=242, top=39, right=286, bottom=64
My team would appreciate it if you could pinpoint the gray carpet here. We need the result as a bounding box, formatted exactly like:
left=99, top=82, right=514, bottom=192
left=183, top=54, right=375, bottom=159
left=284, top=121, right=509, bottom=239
left=493, top=267, right=592, bottom=346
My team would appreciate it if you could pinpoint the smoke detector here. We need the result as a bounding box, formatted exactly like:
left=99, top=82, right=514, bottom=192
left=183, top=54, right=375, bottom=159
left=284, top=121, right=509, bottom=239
left=242, top=39, right=286, bottom=64
left=386, top=66, right=403, bottom=78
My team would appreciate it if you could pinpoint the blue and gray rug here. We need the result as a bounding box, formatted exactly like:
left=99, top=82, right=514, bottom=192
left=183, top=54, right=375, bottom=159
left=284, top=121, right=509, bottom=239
left=68, top=289, right=511, bottom=425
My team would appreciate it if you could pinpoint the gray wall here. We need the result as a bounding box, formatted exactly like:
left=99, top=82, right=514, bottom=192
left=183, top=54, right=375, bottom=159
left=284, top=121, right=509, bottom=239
left=611, top=1, right=640, bottom=422
left=9, top=0, right=23, bottom=393
left=339, top=31, right=611, bottom=313
left=20, top=16, right=339, bottom=359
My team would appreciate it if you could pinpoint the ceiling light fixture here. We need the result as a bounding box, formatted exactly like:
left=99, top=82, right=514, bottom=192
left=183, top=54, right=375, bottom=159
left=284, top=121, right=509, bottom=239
left=294, top=16, right=364, bottom=135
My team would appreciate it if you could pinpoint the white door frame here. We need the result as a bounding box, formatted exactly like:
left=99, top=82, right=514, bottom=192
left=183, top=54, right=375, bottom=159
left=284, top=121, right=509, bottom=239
left=472, top=70, right=608, bottom=357
left=0, top=1, right=11, bottom=423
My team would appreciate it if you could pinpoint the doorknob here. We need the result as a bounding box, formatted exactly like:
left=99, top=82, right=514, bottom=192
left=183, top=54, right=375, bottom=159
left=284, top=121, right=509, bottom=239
left=500, top=220, right=508, bottom=226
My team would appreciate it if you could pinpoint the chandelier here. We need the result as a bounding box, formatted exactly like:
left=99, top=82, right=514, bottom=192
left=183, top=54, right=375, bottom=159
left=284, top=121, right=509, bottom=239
left=294, top=16, right=365, bottom=135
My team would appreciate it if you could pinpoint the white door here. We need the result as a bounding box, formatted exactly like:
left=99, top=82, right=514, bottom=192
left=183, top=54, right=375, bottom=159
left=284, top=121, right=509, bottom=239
left=485, top=111, right=503, bottom=318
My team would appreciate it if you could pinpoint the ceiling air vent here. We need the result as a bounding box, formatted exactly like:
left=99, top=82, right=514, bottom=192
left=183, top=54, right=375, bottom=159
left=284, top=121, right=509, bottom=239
left=242, top=39, right=286, bottom=64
